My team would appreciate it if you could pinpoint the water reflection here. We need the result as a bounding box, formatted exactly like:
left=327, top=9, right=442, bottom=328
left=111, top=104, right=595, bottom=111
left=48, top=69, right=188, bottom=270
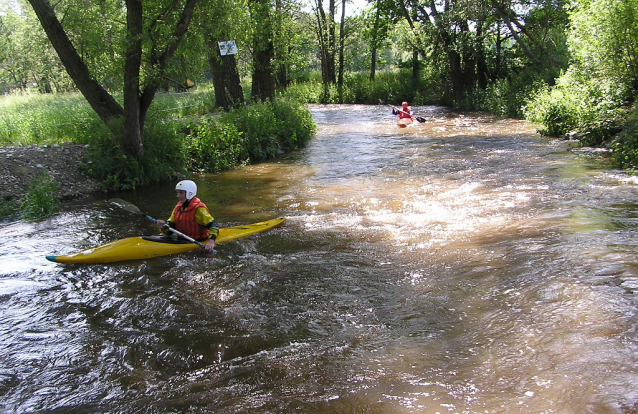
left=1, top=104, right=637, bottom=413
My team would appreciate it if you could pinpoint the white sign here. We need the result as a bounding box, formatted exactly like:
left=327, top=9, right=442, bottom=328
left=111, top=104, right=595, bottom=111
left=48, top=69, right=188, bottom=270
left=218, top=40, right=238, bottom=56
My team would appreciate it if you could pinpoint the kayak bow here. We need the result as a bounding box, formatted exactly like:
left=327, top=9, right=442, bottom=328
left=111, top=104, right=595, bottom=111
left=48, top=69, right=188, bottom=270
left=397, top=118, right=413, bottom=128
left=46, top=217, right=286, bottom=264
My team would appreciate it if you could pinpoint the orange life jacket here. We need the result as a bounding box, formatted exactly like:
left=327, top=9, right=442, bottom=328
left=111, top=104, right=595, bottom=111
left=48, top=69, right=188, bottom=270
left=172, top=197, right=209, bottom=240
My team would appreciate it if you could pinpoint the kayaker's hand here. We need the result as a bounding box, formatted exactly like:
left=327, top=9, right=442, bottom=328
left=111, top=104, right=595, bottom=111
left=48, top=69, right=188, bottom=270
left=156, top=219, right=165, bottom=229
left=205, top=239, right=215, bottom=253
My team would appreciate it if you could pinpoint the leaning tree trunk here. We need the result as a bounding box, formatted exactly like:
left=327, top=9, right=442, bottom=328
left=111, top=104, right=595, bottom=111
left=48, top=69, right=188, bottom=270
left=27, top=0, right=123, bottom=128
left=28, top=0, right=199, bottom=160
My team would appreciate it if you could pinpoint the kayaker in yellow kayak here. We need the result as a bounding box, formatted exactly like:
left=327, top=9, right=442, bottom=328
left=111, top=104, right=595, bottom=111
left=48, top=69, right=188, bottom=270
left=155, top=180, right=219, bottom=253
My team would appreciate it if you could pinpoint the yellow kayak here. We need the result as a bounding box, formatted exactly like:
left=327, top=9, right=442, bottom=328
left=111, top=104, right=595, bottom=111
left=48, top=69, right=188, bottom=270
left=46, top=218, right=285, bottom=264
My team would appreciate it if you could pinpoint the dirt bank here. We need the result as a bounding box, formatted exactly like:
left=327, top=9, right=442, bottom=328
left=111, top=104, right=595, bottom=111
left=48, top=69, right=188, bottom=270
left=0, top=144, right=107, bottom=206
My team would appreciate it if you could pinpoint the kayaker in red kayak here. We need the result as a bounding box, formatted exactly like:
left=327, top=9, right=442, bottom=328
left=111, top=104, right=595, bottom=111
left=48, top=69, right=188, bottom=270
left=156, top=180, right=219, bottom=252
left=392, top=101, right=413, bottom=119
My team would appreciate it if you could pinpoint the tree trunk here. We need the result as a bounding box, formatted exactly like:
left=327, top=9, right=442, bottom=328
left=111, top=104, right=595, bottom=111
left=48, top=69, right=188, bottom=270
left=251, top=45, right=276, bottom=102
left=337, top=0, right=346, bottom=88
left=250, top=0, right=276, bottom=101
left=28, top=0, right=198, bottom=160
left=412, top=49, right=419, bottom=79
left=315, top=0, right=337, bottom=85
left=27, top=0, right=123, bottom=127
left=491, top=0, right=540, bottom=64
left=123, top=0, right=144, bottom=158
left=369, top=47, right=377, bottom=82
left=369, top=4, right=381, bottom=82
left=208, top=39, right=245, bottom=110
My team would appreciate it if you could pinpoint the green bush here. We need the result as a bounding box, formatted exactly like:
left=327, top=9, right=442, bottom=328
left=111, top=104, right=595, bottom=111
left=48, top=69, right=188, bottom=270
left=187, top=119, right=248, bottom=172
left=283, top=69, right=442, bottom=106
left=612, top=108, right=638, bottom=170
left=83, top=96, right=316, bottom=187
left=19, top=172, right=59, bottom=220
left=221, top=97, right=316, bottom=162
left=270, top=97, right=316, bottom=150
left=524, top=70, right=627, bottom=143
left=0, top=197, right=17, bottom=221
left=84, top=117, right=190, bottom=190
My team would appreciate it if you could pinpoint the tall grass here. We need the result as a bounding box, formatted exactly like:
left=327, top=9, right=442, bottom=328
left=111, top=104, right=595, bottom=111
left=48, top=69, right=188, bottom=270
left=0, top=85, right=316, bottom=198
left=0, top=86, right=218, bottom=146
left=19, top=172, right=60, bottom=220
left=0, top=93, right=100, bottom=146
left=283, top=69, right=445, bottom=105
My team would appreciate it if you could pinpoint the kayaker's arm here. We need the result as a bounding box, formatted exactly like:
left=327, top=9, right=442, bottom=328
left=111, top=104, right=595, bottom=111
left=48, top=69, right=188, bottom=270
left=195, top=207, right=219, bottom=252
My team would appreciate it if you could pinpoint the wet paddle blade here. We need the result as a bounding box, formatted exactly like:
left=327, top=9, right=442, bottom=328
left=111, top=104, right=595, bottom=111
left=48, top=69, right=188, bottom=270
left=109, top=198, right=143, bottom=216
left=416, top=116, right=426, bottom=123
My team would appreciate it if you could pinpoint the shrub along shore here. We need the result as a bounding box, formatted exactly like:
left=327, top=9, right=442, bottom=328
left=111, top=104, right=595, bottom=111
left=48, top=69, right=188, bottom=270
left=0, top=88, right=316, bottom=220
left=2, top=72, right=635, bottom=221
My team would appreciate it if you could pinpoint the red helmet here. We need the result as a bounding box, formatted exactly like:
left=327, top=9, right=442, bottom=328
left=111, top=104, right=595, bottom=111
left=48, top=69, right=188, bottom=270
left=402, top=102, right=408, bottom=107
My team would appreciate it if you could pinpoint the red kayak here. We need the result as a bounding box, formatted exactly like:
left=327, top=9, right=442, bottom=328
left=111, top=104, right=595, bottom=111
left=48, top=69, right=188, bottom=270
left=397, top=118, right=413, bottom=128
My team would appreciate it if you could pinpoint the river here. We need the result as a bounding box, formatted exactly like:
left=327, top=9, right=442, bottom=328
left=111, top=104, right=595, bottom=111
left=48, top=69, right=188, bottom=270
left=1, top=104, right=637, bottom=413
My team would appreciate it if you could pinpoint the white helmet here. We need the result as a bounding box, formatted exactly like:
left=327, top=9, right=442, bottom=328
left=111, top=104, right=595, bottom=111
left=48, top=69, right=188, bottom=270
left=175, top=180, right=197, bottom=200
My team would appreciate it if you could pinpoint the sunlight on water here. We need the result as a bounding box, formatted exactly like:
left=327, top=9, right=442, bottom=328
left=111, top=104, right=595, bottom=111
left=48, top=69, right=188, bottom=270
left=1, top=105, right=637, bottom=413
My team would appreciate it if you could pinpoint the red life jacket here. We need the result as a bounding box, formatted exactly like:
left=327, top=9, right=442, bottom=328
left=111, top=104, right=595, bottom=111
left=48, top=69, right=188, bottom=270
left=399, top=106, right=412, bottom=119
left=172, top=197, right=209, bottom=240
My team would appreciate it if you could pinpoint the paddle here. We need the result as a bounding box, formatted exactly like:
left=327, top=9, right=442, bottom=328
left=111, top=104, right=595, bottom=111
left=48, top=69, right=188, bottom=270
left=109, top=198, right=207, bottom=249
left=388, top=104, right=427, bottom=123
left=380, top=100, right=427, bottom=123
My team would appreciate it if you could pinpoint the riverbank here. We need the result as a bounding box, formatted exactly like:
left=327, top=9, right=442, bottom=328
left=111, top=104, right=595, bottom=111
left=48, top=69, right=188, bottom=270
left=0, top=144, right=107, bottom=206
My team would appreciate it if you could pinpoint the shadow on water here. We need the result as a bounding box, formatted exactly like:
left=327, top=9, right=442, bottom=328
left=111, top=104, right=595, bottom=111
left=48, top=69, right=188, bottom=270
left=1, top=104, right=638, bottom=413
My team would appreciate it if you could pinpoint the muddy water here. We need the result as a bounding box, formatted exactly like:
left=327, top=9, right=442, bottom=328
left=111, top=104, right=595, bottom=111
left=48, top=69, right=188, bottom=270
left=1, top=104, right=638, bottom=413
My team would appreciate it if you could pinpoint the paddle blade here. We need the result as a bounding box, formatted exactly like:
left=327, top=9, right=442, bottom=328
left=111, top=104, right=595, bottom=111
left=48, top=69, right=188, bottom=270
left=416, top=116, right=426, bottom=123
left=109, top=198, right=143, bottom=216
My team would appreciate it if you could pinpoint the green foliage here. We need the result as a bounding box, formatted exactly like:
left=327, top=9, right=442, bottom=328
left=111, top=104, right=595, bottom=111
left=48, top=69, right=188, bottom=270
left=283, top=70, right=442, bottom=105
left=0, top=4, right=75, bottom=94
left=568, top=0, right=638, bottom=93
left=227, top=103, right=280, bottom=160
left=0, top=89, right=315, bottom=192
left=0, top=88, right=218, bottom=147
left=83, top=95, right=316, bottom=187
left=19, top=172, right=59, bottom=220
left=0, top=193, right=17, bottom=220
left=0, top=93, right=103, bottom=146
left=521, top=0, right=637, bottom=162
left=611, top=108, right=638, bottom=170
left=83, top=117, right=190, bottom=190
left=270, top=97, right=316, bottom=150
left=467, top=66, right=554, bottom=118
left=221, top=97, right=316, bottom=161
left=525, top=68, right=628, bottom=144
left=187, top=119, right=248, bottom=172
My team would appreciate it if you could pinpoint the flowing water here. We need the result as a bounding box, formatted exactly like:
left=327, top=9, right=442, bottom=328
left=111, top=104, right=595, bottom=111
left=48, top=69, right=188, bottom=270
left=1, top=104, right=638, bottom=413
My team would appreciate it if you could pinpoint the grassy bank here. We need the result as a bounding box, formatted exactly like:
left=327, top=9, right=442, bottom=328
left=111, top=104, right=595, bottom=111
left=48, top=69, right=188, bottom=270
left=0, top=87, right=315, bottom=220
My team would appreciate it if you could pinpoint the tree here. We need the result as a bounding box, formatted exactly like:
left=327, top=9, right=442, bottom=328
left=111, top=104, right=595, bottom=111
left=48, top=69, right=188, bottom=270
left=0, top=5, right=72, bottom=92
left=250, top=0, right=277, bottom=101
left=314, top=0, right=337, bottom=84
left=26, top=0, right=199, bottom=159
left=568, top=0, right=638, bottom=97
left=195, top=0, right=248, bottom=109
left=361, top=0, right=394, bottom=81
left=389, top=0, right=567, bottom=103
